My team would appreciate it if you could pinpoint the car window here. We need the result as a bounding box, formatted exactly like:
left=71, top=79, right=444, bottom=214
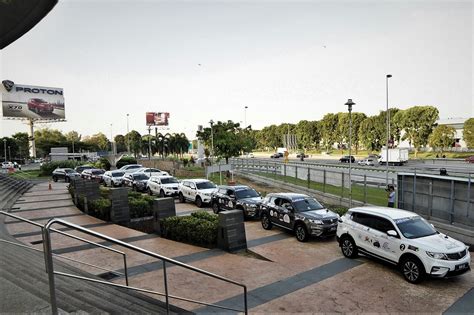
left=373, top=217, right=396, bottom=233
left=112, top=172, right=124, bottom=177
left=196, top=182, right=216, bottom=189
left=395, top=216, right=437, bottom=239
left=292, top=198, right=324, bottom=212
left=161, top=177, right=178, bottom=184
left=235, top=189, right=259, bottom=199
left=352, top=212, right=378, bottom=229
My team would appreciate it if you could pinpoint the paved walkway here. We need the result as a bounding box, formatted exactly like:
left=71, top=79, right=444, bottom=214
left=4, top=181, right=474, bottom=314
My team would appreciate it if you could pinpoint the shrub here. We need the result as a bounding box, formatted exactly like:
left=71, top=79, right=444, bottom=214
left=40, top=160, right=82, bottom=176
left=161, top=212, right=218, bottom=247
left=93, top=157, right=111, bottom=171
left=129, top=197, right=153, bottom=218
left=116, top=156, right=138, bottom=169
left=327, top=205, right=349, bottom=217
left=99, top=186, right=110, bottom=199
left=128, top=191, right=143, bottom=199
left=189, top=156, right=195, bottom=166
left=181, top=158, right=189, bottom=168
left=88, top=198, right=111, bottom=220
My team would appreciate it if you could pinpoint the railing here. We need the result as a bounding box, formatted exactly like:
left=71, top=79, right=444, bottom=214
left=42, top=218, right=248, bottom=315
left=0, top=211, right=129, bottom=283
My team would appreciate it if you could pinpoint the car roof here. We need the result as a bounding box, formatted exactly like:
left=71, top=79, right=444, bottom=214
left=182, top=178, right=211, bottom=183
left=267, top=192, right=309, bottom=200
left=349, top=206, right=418, bottom=220
left=111, top=170, right=124, bottom=173
left=150, top=175, right=173, bottom=179
left=218, top=185, right=250, bottom=190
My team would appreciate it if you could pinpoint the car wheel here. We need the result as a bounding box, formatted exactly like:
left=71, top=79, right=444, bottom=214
left=401, top=256, right=425, bottom=284
left=295, top=224, right=309, bottom=242
left=340, top=235, right=358, bottom=258
left=52, top=176, right=58, bottom=182
left=148, top=188, right=153, bottom=196
left=65, top=177, right=70, bottom=183
left=261, top=213, right=272, bottom=230
left=178, top=193, right=185, bottom=203
left=159, top=190, right=165, bottom=198
left=212, top=202, right=220, bottom=214
left=195, top=196, right=203, bottom=208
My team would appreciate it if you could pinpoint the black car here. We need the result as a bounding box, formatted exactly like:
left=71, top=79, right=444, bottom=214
left=75, top=165, right=94, bottom=174
left=122, top=173, right=149, bottom=192
left=81, top=168, right=105, bottom=183
left=211, top=185, right=263, bottom=219
left=52, top=168, right=81, bottom=182
left=260, top=193, right=339, bottom=242
left=339, top=155, right=355, bottom=163
left=296, top=153, right=309, bottom=158
left=270, top=153, right=282, bottom=158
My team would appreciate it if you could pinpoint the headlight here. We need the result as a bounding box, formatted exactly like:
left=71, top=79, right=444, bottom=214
left=426, top=251, right=448, bottom=260
left=309, top=219, right=323, bottom=224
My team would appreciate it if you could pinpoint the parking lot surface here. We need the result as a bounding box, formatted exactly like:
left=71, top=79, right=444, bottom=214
left=5, top=181, right=474, bottom=314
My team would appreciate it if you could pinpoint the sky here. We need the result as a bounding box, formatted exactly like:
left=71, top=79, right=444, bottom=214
left=1, top=0, right=473, bottom=140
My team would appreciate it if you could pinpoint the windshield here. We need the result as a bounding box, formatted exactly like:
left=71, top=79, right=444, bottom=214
left=235, top=189, right=259, bottom=199
left=112, top=172, right=125, bottom=177
left=293, top=198, right=324, bottom=212
left=161, top=177, right=179, bottom=184
left=196, top=182, right=216, bottom=190
left=134, top=174, right=149, bottom=180
left=395, top=217, right=437, bottom=239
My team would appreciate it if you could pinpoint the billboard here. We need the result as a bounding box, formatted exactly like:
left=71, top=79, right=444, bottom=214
left=146, top=112, right=170, bottom=126
left=2, top=84, right=65, bottom=120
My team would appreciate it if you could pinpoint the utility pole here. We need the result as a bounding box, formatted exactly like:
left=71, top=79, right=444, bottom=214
left=386, top=74, right=392, bottom=186
left=126, top=113, right=130, bottom=154
left=345, top=99, right=355, bottom=208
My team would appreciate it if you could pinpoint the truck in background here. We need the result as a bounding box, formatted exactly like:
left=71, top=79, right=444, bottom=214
left=379, top=148, right=409, bottom=166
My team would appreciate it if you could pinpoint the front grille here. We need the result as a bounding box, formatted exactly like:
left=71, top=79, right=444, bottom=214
left=322, top=218, right=338, bottom=224
left=446, top=249, right=467, bottom=260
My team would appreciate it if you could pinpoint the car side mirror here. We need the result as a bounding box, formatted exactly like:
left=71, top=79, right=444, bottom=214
left=387, top=230, right=398, bottom=237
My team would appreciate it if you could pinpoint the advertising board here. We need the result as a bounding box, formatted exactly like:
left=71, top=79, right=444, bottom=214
left=2, top=84, right=65, bottom=120
left=146, top=112, right=170, bottom=126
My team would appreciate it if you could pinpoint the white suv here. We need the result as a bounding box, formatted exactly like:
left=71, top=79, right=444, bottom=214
left=147, top=175, right=180, bottom=197
left=178, top=179, right=217, bottom=208
left=337, top=206, right=471, bottom=283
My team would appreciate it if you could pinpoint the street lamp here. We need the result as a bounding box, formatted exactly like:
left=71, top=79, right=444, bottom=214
left=386, top=74, right=392, bottom=186
left=3, top=139, right=6, bottom=162
left=209, top=119, right=214, bottom=164
left=126, top=113, right=130, bottom=154
left=8, top=146, right=11, bottom=162
left=244, top=106, right=248, bottom=128
left=345, top=98, right=355, bottom=208
left=110, top=123, right=113, bottom=151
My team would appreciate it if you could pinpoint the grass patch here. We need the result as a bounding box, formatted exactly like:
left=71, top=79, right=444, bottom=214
left=255, top=172, right=387, bottom=206
left=9, top=170, right=48, bottom=180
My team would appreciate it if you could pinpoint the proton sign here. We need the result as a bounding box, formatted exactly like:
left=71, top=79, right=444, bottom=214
left=2, top=84, right=65, bottom=120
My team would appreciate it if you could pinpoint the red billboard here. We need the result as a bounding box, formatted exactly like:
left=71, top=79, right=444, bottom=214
left=146, top=112, right=170, bottom=126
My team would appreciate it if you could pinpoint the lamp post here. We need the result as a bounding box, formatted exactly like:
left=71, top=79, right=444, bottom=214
left=126, top=113, right=130, bottom=154
left=209, top=120, right=214, bottom=164
left=148, top=126, right=152, bottom=160
left=345, top=98, right=355, bottom=208
left=3, top=139, right=6, bottom=162
left=386, top=74, right=392, bottom=186
left=244, top=106, right=248, bottom=127
left=110, top=123, right=113, bottom=151
left=8, top=146, right=11, bottom=162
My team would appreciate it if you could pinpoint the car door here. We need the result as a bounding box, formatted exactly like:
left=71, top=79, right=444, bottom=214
left=370, top=216, right=403, bottom=263
left=350, top=212, right=378, bottom=252
left=188, top=182, right=197, bottom=200
left=272, top=197, right=292, bottom=229
left=215, top=188, right=227, bottom=209
left=180, top=181, right=190, bottom=199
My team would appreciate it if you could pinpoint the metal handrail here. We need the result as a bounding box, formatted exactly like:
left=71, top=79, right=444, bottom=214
left=0, top=239, right=125, bottom=278
left=43, top=218, right=248, bottom=315
left=0, top=211, right=129, bottom=285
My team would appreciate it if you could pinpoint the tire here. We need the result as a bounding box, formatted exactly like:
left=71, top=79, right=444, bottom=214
left=340, top=235, right=358, bottom=258
left=148, top=188, right=153, bottom=196
left=195, top=196, right=203, bottom=208
left=295, top=224, right=309, bottom=242
left=52, top=176, right=58, bottom=182
left=178, top=193, right=185, bottom=203
left=261, top=213, right=273, bottom=230
left=212, top=202, right=220, bottom=214
left=400, top=256, right=425, bottom=284
left=159, top=190, right=165, bottom=198
left=65, top=177, right=70, bottom=183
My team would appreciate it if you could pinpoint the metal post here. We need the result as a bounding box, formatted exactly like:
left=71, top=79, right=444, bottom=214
left=295, top=165, right=298, bottom=181
left=323, top=170, right=326, bottom=193
left=341, top=172, right=344, bottom=199
left=123, top=254, right=129, bottom=286
left=364, top=175, right=367, bottom=204
left=274, top=163, right=277, bottom=179
left=283, top=164, right=287, bottom=182
left=428, top=180, right=433, bottom=219
left=244, top=286, right=248, bottom=315
left=3, top=139, right=6, bottom=162
left=345, top=99, right=355, bottom=208
left=42, top=228, right=58, bottom=315
left=148, top=126, right=152, bottom=160
left=468, top=174, right=472, bottom=218
left=29, top=119, right=37, bottom=158
left=162, top=261, right=170, bottom=314
left=307, top=168, right=310, bottom=189
left=450, top=180, right=455, bottom=224
left=385, top=74, right=392, bottom=186
left=126, top=113, right=130, bottom=154
left=412, top=170, right=416, bottom=211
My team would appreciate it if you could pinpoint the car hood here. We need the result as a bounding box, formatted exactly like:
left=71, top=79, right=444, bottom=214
left=408, top=233, right=466, bottom=253
left=238, top=197, right=263, bottom=205
left=199, top=188, right=217, bottom=194
left=162, top=183, right=179, bottom=188
left=297, top=209, right=338, bottom=220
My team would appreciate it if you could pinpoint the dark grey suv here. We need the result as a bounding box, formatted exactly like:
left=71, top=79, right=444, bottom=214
left=52, top=168, right=81, bottom=182
left=260, top=193, right=339, bottom=242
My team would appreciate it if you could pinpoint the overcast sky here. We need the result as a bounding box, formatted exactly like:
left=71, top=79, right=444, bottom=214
left=1, top=0, right=473, bottom=140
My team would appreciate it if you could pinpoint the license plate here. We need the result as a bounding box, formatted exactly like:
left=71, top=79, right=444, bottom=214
left=455, top=263, right=468, bottom=270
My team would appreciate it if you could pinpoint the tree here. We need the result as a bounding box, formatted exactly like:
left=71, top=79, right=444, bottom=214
left=463, top=118, right=474, bottom=148
left=398, top=106, right=439, bottom=155
left=197, top=120, right=247, bottom=163
left=12, top=132, right=29, bottom=159
left=429, top=125, right=456, bottom=154
left=34, top=128, right=67, bottom=157
left=126, top=130, right=142, bottom=157
left=295, top=120, right=321, bottom=151
left=338, top=112, right=367, bottom=154
left=359, top=116, right=384, bottom=152
left=321, top=113, right=338, bottom=152
left=114, top=134, right=127, bottom=153
left=83, top=133, right=110, bottom=151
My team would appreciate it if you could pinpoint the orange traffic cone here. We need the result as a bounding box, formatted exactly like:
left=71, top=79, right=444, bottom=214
left=48, top=181, right=52, bottom=190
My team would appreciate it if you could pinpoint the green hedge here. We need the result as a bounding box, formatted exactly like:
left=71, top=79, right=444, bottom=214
left=88, top=198, right=111, bottom=220
left=128, top=192, right=154, bottom=218
left=40, top=160, right=83, bottom=176
left=326, top=205, right=349, bottom=217
left=161, top=212, right=218, bottom=247
left=116, top=156, right=138, bottom=169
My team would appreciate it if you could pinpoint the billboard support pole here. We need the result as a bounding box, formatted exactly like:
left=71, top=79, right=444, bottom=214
left=148, top=126, right=152, bottom=160
left=29, top=119, right=36, bottom=158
